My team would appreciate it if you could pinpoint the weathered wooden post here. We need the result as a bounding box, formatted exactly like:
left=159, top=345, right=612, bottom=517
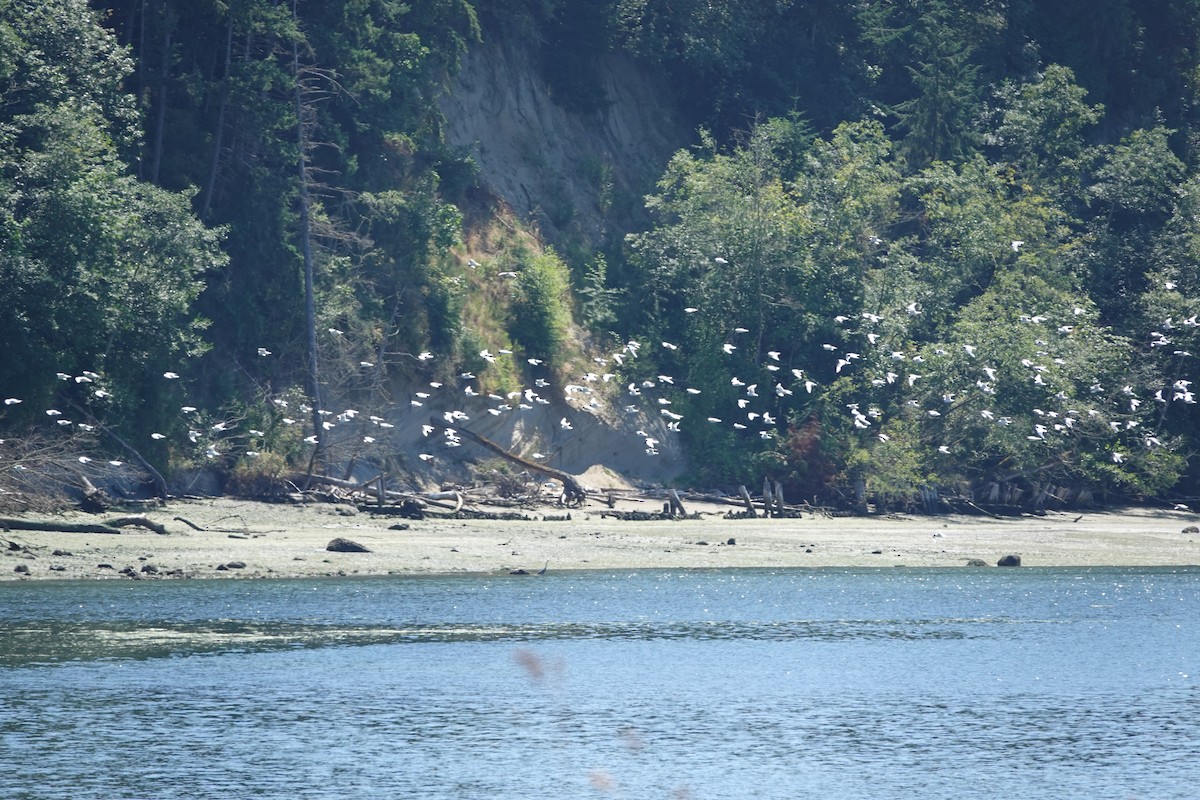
left=774, top=480, right=785, bottom=517
left=668, top=488, right=687, bottom=517
left=738, top=485, right=756, bottom=517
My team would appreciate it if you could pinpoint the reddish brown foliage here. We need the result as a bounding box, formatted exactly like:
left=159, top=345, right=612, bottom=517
left=783, top=417, right=837, bottom=501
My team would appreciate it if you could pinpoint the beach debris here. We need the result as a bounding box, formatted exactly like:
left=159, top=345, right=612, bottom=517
left=425, top=419, right=588, bottom=506
left=600, top=508, right=700, bottom=521
left=104, top=516, right=169, bottom=535
left=174, top=514, right=253, bottom=533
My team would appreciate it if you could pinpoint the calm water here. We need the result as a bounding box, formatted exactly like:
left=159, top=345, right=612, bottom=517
left=1, top=567, right=1198, bottom=799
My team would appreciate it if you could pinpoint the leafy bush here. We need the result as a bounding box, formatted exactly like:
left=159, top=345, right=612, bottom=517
left=226, top=451, right=292, bottom=499
left=508, top=250, right=572, bottom=366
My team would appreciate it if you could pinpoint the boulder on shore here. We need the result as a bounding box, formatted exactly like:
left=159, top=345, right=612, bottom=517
left=327, top=537, right=371, bottom=553
left=996, top=554, right=1021, bottom=567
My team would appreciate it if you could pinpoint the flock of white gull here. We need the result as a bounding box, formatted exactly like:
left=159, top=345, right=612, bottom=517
left=3, top=250, right=1197, bottom=493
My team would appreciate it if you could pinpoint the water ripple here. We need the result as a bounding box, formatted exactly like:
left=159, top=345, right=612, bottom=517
left=2, top=568, right=1198, bottom=799
left=0, top=614, right=1033, bottom=666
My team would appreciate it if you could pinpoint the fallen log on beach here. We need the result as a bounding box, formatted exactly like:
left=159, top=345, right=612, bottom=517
left=357, top=492, right=466, bottom=518
left=2, top=517, right=122, bottom=534
left=1, top=515, right=168, bottom=535
left=419, top=491, right=465, bottom=513
left=598, top=509, right=701, bottom=521
left=103, top=516, right=169, bottom=535
left=296, top=473, right=466, bottom=514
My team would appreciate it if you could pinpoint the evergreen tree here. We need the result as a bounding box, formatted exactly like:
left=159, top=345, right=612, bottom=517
left=0, top=0, right=224, bottom=450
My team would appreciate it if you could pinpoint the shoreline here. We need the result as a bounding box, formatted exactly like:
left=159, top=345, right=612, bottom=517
left=3, top=497, right=1199, bottom=582
left=2, top=494, right=1200, bottom=582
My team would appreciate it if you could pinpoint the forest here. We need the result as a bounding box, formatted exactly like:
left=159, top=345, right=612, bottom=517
left=3, top=0, right=1200, bottom=512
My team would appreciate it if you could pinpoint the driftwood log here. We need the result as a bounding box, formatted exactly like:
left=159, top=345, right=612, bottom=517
left=358, top=493, right=464, bottom=516
left=294, top=473, right=467, bottom=515
left=433, top=420, right=588, bottom=506
left=413, top=491, right=465, bottom=512
left=104, top=516, right=169, bottom=534
left=171, top=516, right=254, bottom=533
left=1, top=516, right=168, bottom=535
left=2, top=518, right=121, bottom=534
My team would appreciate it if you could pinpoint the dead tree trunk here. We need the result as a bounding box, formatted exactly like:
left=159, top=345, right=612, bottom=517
left=200, top=11, right=234, bottom=222
left=440, top=421, right=588, bottom=505
left=292, top=0, right=324, bottom=482
left=147, top=6, right=177, bottom=185
left=95, top=422, right=168, bottom=499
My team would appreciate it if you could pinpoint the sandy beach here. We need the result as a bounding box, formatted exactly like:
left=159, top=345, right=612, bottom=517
left=3, top=496, right=1199, bottom=581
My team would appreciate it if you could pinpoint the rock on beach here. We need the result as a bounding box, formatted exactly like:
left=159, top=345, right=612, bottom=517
left=326, top=537, right=371, bottom=553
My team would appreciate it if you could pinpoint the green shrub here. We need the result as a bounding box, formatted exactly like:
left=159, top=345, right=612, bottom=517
left=509, top=250, right=571, bottom=366
left=226, top=451, right=292, bottom=499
